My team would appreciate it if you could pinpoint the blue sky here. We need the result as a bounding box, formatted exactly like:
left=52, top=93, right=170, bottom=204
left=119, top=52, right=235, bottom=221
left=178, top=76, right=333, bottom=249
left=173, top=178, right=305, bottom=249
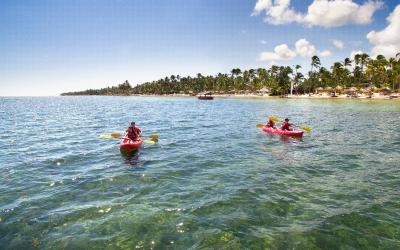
left=1, top=0, right=399, bottom=96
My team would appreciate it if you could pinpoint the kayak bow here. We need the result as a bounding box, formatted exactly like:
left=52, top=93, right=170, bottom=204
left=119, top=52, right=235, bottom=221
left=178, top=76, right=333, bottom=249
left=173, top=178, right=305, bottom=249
left=120, top=137, right=143, bottom=152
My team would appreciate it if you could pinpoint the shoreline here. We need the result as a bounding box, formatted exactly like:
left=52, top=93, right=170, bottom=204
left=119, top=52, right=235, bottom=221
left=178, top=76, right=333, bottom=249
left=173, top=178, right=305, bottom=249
left=128, top=93, right=400, bottom=101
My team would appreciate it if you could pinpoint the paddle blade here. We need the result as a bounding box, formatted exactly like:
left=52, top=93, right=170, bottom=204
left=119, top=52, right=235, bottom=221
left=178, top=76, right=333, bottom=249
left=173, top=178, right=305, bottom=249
left=256, top=123, right=264, bottom=128
left=148, top=134, right=159, bottom=142
left=98, top=134, right=113, bottom=139
left=143, top=140, right=156, bottom=144
left=300, top=126, right=312, bottom=132
left=111, top=133, right=123, bottom=138
left=149, top=134, right=159, bottom=139
left=268, top=116, right=280, bottom=122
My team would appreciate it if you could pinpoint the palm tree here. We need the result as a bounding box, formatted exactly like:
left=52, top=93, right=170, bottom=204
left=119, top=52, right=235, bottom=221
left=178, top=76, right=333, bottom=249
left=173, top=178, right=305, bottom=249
left=309, top=56, right=321, bottom=94
left=311, top=56, right=321, bottom=71
left=344, top=58, right=352, bottom=68
left=231, top=68, right=242, bottom=78
left=291, top=65, right=301, bottom=95
left=388, top=57, right=397, bottom=90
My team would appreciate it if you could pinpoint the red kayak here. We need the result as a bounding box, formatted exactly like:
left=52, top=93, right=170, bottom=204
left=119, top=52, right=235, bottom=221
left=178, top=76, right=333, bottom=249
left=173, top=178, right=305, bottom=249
left=120, top=138, right=143, bottom=152
left=262, top=126, right=303, bottom=137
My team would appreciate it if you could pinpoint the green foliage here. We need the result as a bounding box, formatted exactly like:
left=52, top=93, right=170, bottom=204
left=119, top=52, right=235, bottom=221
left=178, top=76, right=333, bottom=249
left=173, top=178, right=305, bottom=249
left=61, top=54, right=400, bottom=96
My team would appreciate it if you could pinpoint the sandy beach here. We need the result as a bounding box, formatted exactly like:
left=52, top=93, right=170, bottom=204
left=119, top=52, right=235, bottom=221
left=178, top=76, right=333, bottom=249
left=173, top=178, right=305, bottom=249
left=134, top=92, right=400, bottom=101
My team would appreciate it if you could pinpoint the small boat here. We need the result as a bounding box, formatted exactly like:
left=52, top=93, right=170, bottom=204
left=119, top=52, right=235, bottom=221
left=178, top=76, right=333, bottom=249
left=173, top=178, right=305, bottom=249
left=120, top=137, right=143, bottom=152
left=262, top=126, right=303, bottom=137
left=197, top=92, right=214, bottom=100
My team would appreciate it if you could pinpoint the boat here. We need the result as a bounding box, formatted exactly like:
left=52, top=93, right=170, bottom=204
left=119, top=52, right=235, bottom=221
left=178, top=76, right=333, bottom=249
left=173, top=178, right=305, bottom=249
left=198, top=92, right=214, bottom=100
left=262, top=126, right=303, bottom=137
left=120, top=137, right=143, bottom=152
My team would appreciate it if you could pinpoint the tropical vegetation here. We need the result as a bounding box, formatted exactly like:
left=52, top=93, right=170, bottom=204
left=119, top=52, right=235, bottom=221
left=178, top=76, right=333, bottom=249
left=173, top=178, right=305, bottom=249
left=61, top=53, right=400, bottom=96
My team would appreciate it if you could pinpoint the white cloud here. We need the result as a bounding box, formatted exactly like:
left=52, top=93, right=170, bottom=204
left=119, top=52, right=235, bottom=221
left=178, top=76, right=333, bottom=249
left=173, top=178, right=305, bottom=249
left=253, top=0, right=272, bottom=15
left=264, top=0, right=304, bottom=25
left=333, top=40, right=344, bottom=49
left=367, top=4, right=400, bottom=58
left=275, top=44, right=297, bottom=59
left=253, top=0, right=383, bottom=28
left=295, top=38, right=317, bottom=57
left=304, top=0, right=383, bottom=28
left=259, top=44, right=296, bottom=61
left=259, top=38, right=330, bottom=62
left=320, top=50, right=332, bottom=57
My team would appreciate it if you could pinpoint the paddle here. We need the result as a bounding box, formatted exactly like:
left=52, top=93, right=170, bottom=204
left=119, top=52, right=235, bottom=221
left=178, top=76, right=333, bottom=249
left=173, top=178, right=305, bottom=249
left=256, top=116, right=280, bottom=128
left=268, top=116, right=280, bottom=122
left=296, top=126, right=312, bottom=132
left=148, top=134, right=159, bottom=142
left=98, top=133, right=160, bottom=143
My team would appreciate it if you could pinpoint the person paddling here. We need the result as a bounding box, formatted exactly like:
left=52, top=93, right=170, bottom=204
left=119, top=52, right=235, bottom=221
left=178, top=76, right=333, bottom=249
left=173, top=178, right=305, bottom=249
left=126, top=122, right=141, bottom=141
left=280, top=118, right=293, bottom=131
left=266, top=118, right=276, bottom=129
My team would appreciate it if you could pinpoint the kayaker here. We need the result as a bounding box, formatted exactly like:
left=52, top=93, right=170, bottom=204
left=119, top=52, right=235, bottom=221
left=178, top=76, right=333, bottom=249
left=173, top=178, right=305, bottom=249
left=265, top=118, right=276, bottom=129
left=280, top=118, right=293, bottom=131
left=126, top=122, right=141, bottom=141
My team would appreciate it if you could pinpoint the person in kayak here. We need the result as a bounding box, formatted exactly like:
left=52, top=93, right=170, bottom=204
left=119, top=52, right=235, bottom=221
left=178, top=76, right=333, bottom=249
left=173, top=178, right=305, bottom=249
left=265, top=118, right=276, bottom=129
left=126, top=122, right=141, bottom=141
left=280, top=118, right=293, bottom=131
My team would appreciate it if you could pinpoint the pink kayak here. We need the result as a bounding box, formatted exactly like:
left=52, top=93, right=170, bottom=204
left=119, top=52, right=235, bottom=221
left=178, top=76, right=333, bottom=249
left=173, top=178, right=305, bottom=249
left=262, top=126, right=304, bottom=137
left=120, top=138, right=143, bottom=151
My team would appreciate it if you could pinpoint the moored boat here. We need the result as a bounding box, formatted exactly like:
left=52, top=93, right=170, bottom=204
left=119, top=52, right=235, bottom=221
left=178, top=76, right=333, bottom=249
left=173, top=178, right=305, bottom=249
left=197, top=92, right=214, bottom=100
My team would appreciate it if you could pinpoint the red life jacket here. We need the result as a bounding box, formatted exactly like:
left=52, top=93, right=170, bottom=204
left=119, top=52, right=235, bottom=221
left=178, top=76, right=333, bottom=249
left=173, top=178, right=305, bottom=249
left=127, top=127, right=138, bottom=139
left=281, top=122, right=291, bottom=131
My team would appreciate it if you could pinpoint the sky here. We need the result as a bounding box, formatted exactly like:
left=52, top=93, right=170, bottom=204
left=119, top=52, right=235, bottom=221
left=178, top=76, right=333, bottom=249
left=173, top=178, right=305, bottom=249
left=1, top=0, right=399, bottom=96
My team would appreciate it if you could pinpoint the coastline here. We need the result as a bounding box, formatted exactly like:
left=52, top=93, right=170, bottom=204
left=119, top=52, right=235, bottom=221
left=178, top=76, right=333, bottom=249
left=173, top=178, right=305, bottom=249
left=129, top=93, right=400, bottom=101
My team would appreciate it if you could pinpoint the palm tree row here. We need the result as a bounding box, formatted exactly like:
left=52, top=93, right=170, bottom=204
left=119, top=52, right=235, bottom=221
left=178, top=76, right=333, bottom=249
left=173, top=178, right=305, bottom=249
left=61, top=53, right=400, bottom=96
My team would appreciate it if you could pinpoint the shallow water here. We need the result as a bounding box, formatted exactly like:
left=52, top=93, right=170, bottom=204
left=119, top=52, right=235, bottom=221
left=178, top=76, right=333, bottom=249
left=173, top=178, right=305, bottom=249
left=0, top=96, right=399, bottom=249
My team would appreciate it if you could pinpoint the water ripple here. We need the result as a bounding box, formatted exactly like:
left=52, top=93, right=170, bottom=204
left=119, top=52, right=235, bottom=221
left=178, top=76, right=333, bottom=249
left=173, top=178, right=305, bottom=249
left=0, top=97, right=400, bottom=249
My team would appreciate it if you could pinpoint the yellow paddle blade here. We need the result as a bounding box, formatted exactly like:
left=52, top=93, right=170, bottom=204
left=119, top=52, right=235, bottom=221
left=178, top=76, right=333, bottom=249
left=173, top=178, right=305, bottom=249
left=111, top=133, right=123, bottom=138
left=268, top=116, right=280, bottom=122
left=148, top=134, right=159, bottom=142
left=300, top=126, right=312, bottom=132
left=149, top=134, right=159, bottom=139
left=256, top=123, right=264, bottom=128
left=143, top=140, right=156, bottom=144
left=98, top=134, right=113, bottom=139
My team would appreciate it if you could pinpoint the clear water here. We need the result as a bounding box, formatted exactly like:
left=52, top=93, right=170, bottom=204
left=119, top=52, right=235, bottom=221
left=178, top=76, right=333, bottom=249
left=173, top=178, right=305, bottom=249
left=1, top=96, right=399, bottom=249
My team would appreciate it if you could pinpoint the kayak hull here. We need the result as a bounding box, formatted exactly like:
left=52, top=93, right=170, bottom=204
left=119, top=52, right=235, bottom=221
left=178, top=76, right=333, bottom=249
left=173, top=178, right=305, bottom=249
left=120, top=138, right=143, bottom=152
left=198, top=96, right=214, bottom=100
left=262, top=126, right=303, bottom=137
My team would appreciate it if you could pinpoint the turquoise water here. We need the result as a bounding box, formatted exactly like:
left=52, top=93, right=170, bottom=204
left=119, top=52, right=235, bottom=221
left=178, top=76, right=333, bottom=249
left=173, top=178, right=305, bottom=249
left=1, top=96, right=400, bottom=249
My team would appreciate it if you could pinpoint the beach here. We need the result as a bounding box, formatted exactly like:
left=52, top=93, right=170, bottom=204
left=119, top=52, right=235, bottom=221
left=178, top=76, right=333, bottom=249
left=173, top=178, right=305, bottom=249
left=132, top=92, right=400, bottom=101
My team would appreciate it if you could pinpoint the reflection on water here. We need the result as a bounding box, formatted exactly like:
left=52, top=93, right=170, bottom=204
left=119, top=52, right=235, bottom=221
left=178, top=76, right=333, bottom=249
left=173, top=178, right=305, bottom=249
left=122, top=150, right=143, bottom=168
